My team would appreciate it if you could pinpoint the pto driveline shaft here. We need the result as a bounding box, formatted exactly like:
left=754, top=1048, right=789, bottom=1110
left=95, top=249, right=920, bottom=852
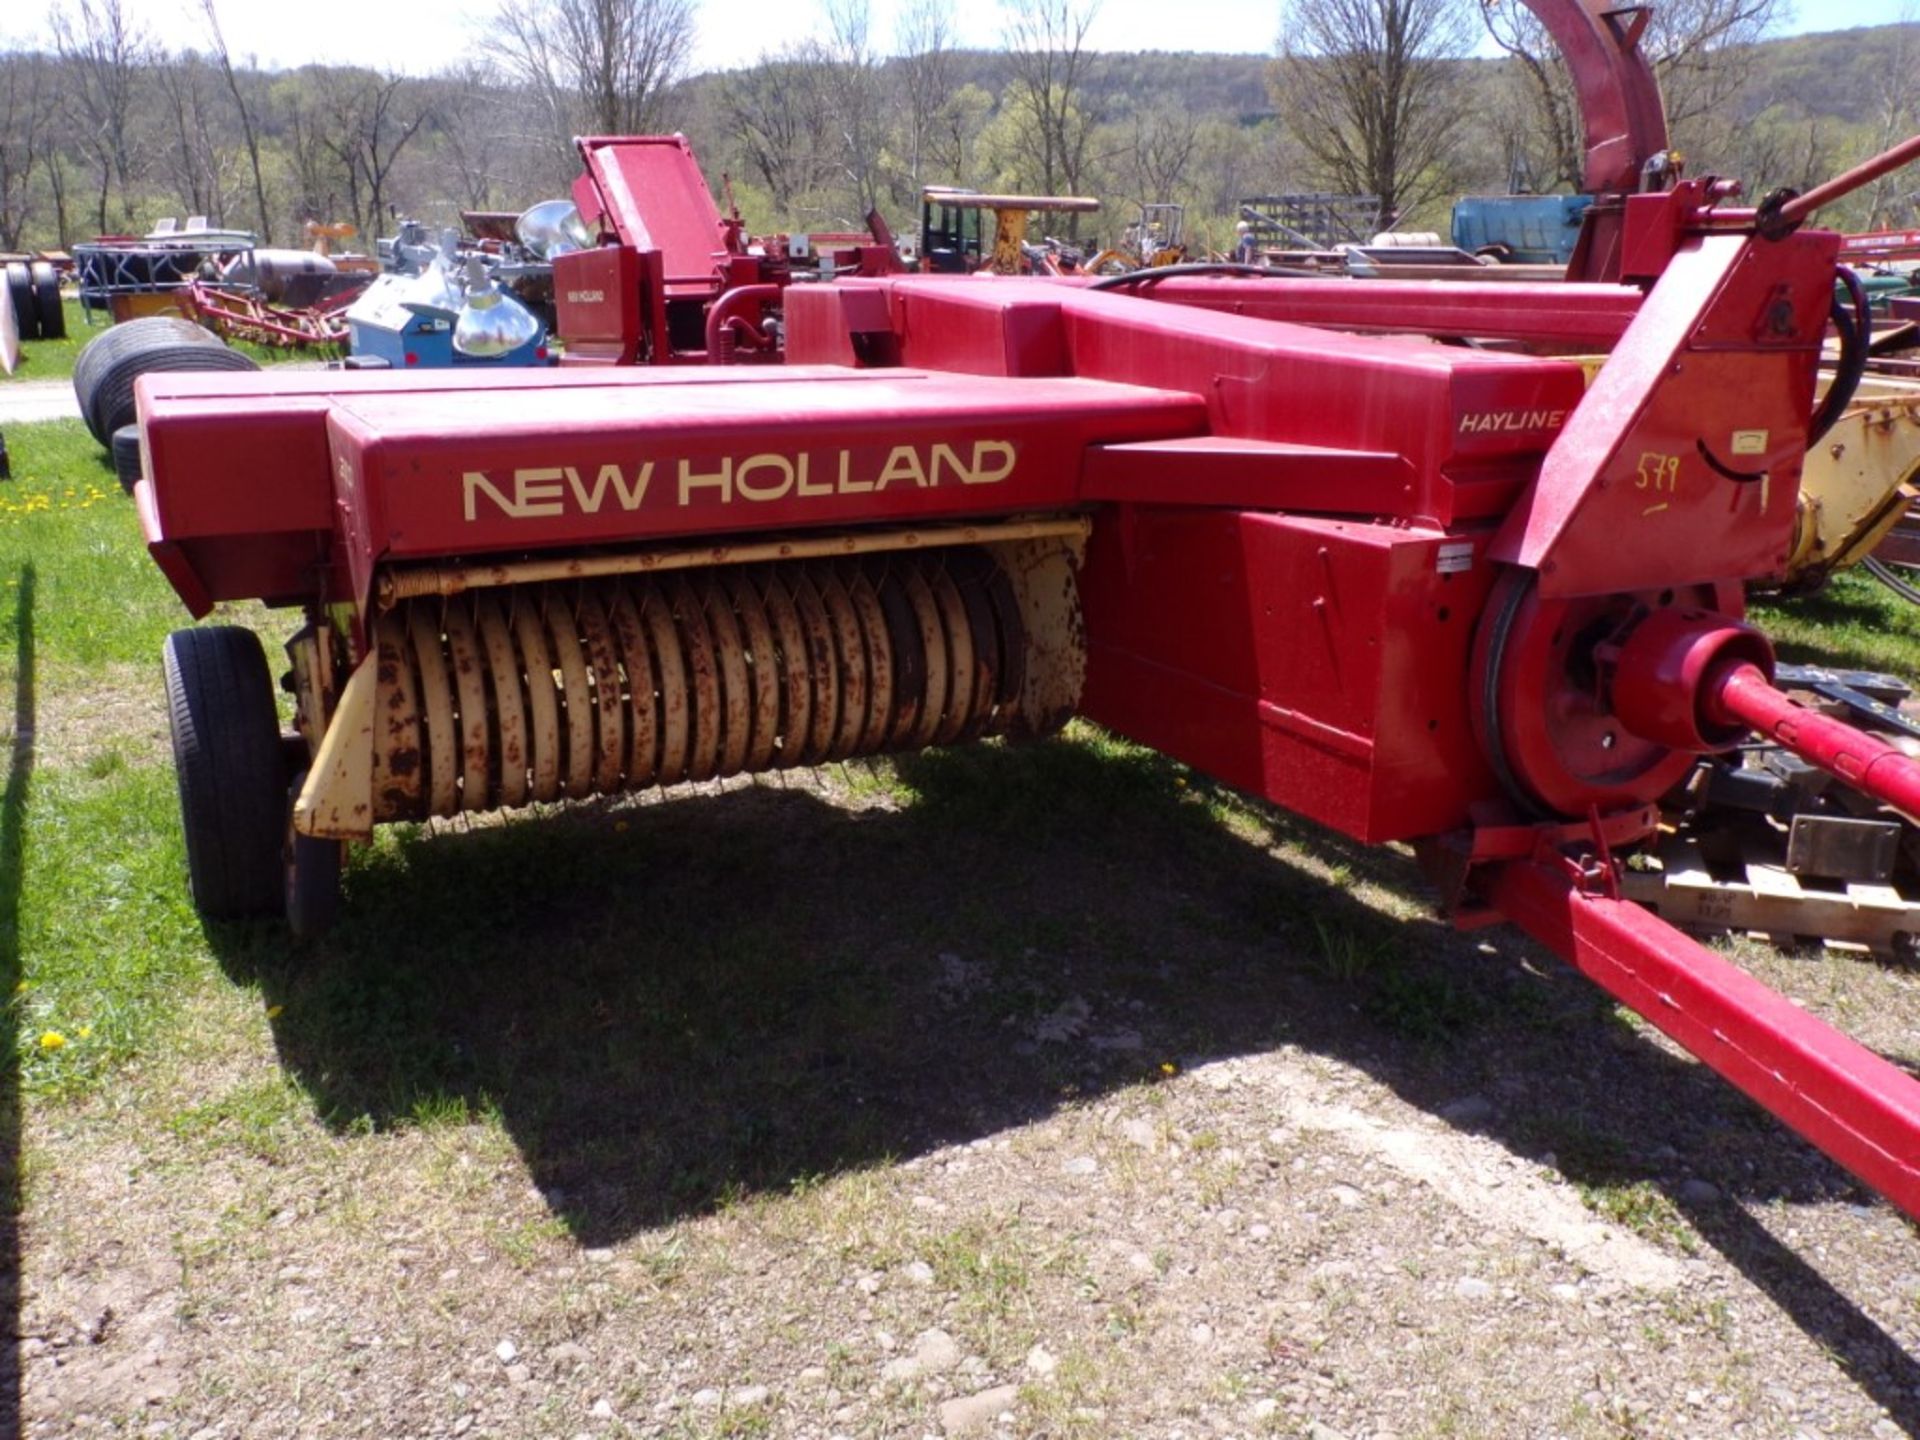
left=1707, top=662, right=1920, bottom=821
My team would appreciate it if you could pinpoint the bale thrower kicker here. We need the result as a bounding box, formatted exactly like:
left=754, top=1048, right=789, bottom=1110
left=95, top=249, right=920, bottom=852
left=132, top=122, right=1920, bottom=1220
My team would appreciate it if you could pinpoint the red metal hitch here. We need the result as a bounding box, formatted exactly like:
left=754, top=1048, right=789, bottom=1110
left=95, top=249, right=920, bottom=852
left=1490, top=858, right=1920, bottom=1220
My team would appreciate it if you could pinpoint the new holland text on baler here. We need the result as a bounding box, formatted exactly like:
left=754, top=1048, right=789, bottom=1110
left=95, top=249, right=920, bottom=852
left=135, top=4, right=1920, bottom=1223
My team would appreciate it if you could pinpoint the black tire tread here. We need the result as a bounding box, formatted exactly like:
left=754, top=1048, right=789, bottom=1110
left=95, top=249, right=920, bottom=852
left=110, top=425, right=143, bottom=494
left=29, top=262, right=63, bottom=340
left=5, top=262, right=37, bottom=343
left=71, top=317, right=228, bottom=443
left=90, top=345, right=257, bottom=446
left=163, top=627, right=286, bottom=919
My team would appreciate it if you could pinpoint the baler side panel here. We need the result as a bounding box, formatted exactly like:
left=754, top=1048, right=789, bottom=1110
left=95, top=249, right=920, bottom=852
left=138, top=391, right=335, bottom=537
left=875, top=283, right=1072, bottom=378
left=1078, top=510, right=1495, bottom=843
left=142, top=365, right=1124, bottom=612
left=1052, top=289, right=1587, bottom=527
left=137, top=360, right=877, bottom=405
left=552, top=246, right=644, bottom=366
left=325, top=409, right=386, bottom=616
left=784, top=285, right=898, bottom=368
left=137, top=387, right=340, bottom=610
left=324, top=372, right=1208, bottom=568
left=1081, top=437, right=1418, bottom=515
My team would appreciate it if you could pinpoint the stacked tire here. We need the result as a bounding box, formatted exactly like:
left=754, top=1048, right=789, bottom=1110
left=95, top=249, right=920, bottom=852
left=4, top=260, right=66, bottom=341
left=71, top=316, right=258, bottom=448
left=110, top=425, right=145, bottom=494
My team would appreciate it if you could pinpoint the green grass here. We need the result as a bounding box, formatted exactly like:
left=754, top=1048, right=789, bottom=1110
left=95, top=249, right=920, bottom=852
left=0, top=420, right=222, bottom=1098
left=1577, top=1178, right=1698, bottom=1253
left=1751, top=569, right=1920, bottom=679
left=0, top=420, right=200, bottom=669
left=10, top=766, right=208, bottom=1092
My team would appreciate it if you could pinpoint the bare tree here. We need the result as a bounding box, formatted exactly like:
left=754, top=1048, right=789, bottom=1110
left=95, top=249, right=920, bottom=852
left=155, top=49, right=227, bottom=223
left=318, top=69, right=433, bottom=242
left=1000, top=0, right=1103, bottom=215
left=1477, top=1, right=1581, bottom=188
left=52, top=0, right=152, bottom=232
left=1272, top=0, right=1477, bottom=222
left=1478, top=0, right=1788, bottom=191
left=721, top=47, right=838, bottom=219
left=0, top=53, right=48, bottom=250
left=282, top=78, right=335, bottom=224
left=490, top=0, right=697, bottom=166
left=1124, top=103, right=1203, bottom=208
left=1189, top=118, right=1295, bottom=235
left=1860, top=4, right=1920, bottom=227
left=45, top=145, right=74, bottom=248
left=1725, top=107, right=1841, bottom=206
left=201, top=0, right=274, bottom=242
left=1654, top=0, right=1786, bottom=137
left=433, top=62, right=516, bottom=213
left=923, top=82, right=993, bottom=188
left=817, top=0, right=884, bottom=220
left=895, top=0, right=955, bottom=203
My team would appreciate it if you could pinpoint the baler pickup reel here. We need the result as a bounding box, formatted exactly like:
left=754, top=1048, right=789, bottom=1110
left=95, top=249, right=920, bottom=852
left=133, top=62, right=1920, bottom=1222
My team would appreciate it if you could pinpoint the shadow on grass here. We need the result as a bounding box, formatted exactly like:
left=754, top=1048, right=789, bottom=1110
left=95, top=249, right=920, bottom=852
left=0, top=564, right=35, bottom=1436
left=206, top=733, right=1919, bottom=1428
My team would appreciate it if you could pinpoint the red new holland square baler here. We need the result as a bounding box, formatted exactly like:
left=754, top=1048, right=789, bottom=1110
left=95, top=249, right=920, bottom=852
left=131, top=8, right=1920, bottom=1226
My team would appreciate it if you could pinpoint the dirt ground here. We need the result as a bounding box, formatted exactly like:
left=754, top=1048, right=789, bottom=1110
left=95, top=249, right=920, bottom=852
left=13, top=734, right=1920, bottom=1440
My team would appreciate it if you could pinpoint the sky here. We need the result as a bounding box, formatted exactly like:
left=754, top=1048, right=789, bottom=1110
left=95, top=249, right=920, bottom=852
left=0, top=0, right=1911, bottom=77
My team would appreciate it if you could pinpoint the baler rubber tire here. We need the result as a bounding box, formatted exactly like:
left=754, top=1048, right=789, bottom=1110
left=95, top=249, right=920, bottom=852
left=5, top=262, right=38, bottom=343
left=71, top=317, right=238, bottom=445
left=29, top=262, right=63, bottom=340
left=110, top=424, right=143, bottom=494
left=163, top=626, right=289, bottom=920
left=283, top=770, right=341, bottom=939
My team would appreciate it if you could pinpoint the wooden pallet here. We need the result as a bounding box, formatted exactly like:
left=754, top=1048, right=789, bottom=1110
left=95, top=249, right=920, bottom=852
left=1621, top=835, right=1920, bottom=956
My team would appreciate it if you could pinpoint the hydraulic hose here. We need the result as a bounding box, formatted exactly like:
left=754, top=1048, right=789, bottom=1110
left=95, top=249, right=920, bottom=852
left=1087, top=261, right=1327, bottom=290
left=1810, top=266, right=1871, bottom=446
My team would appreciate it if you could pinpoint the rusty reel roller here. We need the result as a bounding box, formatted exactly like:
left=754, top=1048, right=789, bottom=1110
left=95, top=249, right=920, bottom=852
left=366, top=547, right=1063, bottom=823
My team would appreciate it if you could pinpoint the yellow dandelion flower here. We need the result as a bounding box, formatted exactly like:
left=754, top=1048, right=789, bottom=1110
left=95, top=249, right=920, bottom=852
left=1159, top=1061, right=1178, bottom=1076
left=76, top=1026, right=92, bottom=1039
left=38, top=1031, right=66, bottom=1052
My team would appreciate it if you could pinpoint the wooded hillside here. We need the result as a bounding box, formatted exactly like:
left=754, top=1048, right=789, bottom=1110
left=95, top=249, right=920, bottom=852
left=0, top=7, right=1914, bottom=260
